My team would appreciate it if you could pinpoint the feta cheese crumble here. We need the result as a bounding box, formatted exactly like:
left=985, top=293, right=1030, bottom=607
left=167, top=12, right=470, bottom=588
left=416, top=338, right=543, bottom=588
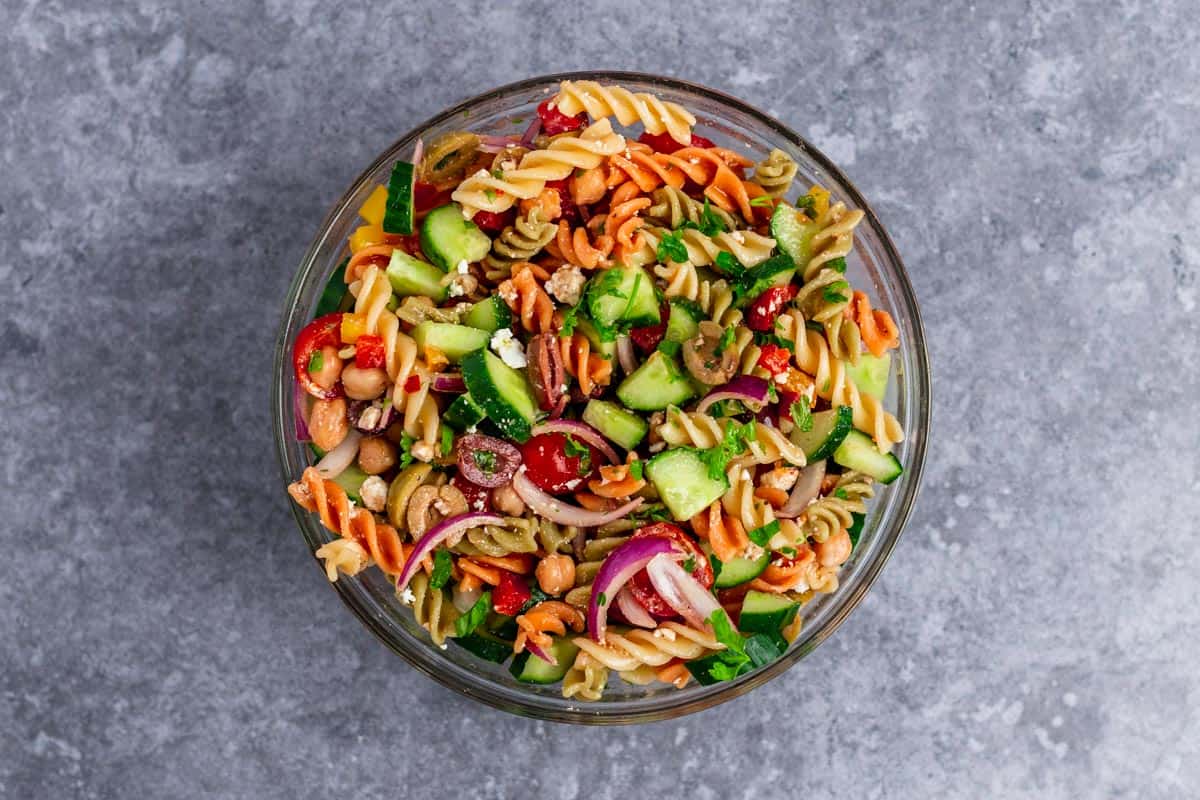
left=490, top=328, right=527, bottom=369
left=359, top=476, right=388, bottom=512
left=545, top=265, right=586, bottom=306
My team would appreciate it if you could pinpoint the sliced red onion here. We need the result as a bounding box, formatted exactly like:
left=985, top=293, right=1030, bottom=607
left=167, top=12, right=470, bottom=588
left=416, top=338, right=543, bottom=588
left=396, top=511, right=506, bottom=593
left=294, top=381, right=311, bottom=441
left=452, top=583, right=482, bottom=613
left=456, top=433, right=521, bottom=488
left=412, top=138, right=424, bottom=171
left=616, top=335, right=637, bottom=375
left=431, top=372, right=465, bottom=393
left=645, top=553, right=725, bottom=632
left=512, top=467, right=642, bottom=527
left=697, top=375, right=771, bottom=414
left=520, top=116, right=541, bottom=147
left=478, top=134, right=523, bottom=153
left=587, top=535, right=678, bottom=643
left=616, top=586, right=656, bottom=629
left=529, top=420, right=619, bottom=464
left=314, top=430, right=362, bottom=479
left=777, top=459, right=826, bottom=519
left=524, top=638, right=557, bottom=666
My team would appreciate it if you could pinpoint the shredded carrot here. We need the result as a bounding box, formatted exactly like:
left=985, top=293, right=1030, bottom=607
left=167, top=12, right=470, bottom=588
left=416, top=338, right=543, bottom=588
left=656, top=660, right=692, bottom=689
left=457, top=572, right=483, bottom=593
left=458, top=558, right=503, bottom=586
left=754, top=486, right=789, bottom=508
left=470, top=554, right=535, bottom=574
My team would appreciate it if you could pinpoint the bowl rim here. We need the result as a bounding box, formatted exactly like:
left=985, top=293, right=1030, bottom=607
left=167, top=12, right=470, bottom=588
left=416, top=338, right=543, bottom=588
left=271, top=69, right=931, bottom=724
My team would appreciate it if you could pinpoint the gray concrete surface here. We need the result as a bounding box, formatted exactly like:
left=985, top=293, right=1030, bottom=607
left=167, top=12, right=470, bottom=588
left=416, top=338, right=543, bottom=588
left=3, top=1, right=1197, bottom=797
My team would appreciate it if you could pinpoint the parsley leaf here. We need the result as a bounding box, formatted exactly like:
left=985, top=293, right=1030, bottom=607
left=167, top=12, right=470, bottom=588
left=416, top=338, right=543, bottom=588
left=490, top=168, right=504, bottom=179
left=708, top=554, right=723, bottom=583
left=656, top=230, right=689, bottom=264
left=440, top=426, right=455, bottom=456
left=657, top=339, right=681, bottom=358
left=629, top=460, right=644, bottom=481
left=747, top=520, right=780, bottom=547
left=715, top=326, right=736, bottom=356
left=484, top=188, right=496, bottom=202
left=744, top=632, right=785, bottom=668
left=597, top=592, right=607, bottom=606
left=827, top=256, right=847, bottom=274
left=454, top=591, right=492, bottom=638
left=698, top=198, right=727, bottom=236
left=558, top=302, right=581, bottom=338
left=714, top=250, right=744, bottom=278
left=682, top=556, right=696, bottom=573
left=430, top=550, right=453, bottom=589
left=564, top=435, right=589, bottom=459
left=754, top=332, right=795, bottom=352
left=749, top=195, right=773, bottom=207
left=700, top=420, right=755, bottom=481
left=307, top=350, right=324, bottom=373
left=822, top=280, right=850, bottom=305
left=834, top=488, right=850, bottom=500
left=795, top=194, right=817, bottom=217
left=790, top=395, right=814, bottom=433
left=709, top=609, right=745, bottom=656
left=474, top=449, right=498, bottom=474
left=397, top=432, right=416, bottom=471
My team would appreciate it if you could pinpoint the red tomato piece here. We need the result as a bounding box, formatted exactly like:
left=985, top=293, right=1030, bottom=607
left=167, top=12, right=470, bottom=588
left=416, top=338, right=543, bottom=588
left=746, top=285, right=798, bottom=332
left=354, top=334, right=386, bottom=370
left=472, top=209, right=513, bottom=234
left=403, top=374, right=421, bottom=393
left=537, top=98, right=585, bottom=136
left=628, top=305, right=669, bottom=353
left=637, top=131, right=715, bottom=154
left=451, top=474, right=493, bottom=514
left=756, top=343, right=791, bottom=376
left=492, top=571, right=532, bottom=616
left=413, top=181, right=451, bottom=213
left=628, top=523, right=714, bottom=619
left=293, top=313, right=344, bottom=400
left=519, top=432, right=601, bottom=494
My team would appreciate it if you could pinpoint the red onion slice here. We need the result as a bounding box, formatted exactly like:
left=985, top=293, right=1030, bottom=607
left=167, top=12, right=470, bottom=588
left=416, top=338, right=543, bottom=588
left=616, top=335, right=637, bottom=375
left=696, top=375, right=771, bottom=414
left=529, top=420, right=619, bottom=464
left=456, top=433, right=521, bottom=488
left=587, top=535, right=677, bottom=643
left=524, top=638, right=557, bottom=666
left=431, top=373, right=465, bottom=393
left=512, top=467, right=642, bottom=527
left=412, top=138, right=424, bottom=171
left=777, top=460, right=826, bottom=519
left=645, top=553, right=726, bottom=632
left=314, top=430, right=362, bottom=479
left=395, top=511, right=505, bottom=593
left=294, top=381, right=311, bottom=441
left=478, top=134, right=523, bottom=153
left=520, top=116, right=542, bottom=147
left=616, top=586, right=657, bottom=629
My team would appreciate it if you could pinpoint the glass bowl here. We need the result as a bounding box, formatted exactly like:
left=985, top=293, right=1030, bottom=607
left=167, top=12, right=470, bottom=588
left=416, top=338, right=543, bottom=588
left=271, top=71, right=930, bottom=724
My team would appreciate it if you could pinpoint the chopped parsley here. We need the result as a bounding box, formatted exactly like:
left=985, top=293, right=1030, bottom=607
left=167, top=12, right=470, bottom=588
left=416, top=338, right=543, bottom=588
left=397, top=432, right=416, bottom=471
left=714, top=250, right=744, bottom=278
left=780, top=546, right=797, bottom=558
left=629, top=460, right=644, bottom=481
left=754, top=332, right=795, bottom=352
left=709, top=554, right=723, bottom=582
left=454, top=591, right=492, bottom=638
left=564, top=434, right=589, bottom=459
left=682, top=556, right=696, bottom=573
left=597, top=592, right=607, bottom=606
left=700, top=420, right=756, bottom=481
left=484, top=188, right=497, bottom=202
left=822, top=280, right=850, bottom=305
left=307, top=350, right=324, bottom=373
left=715, top=326, right=736, bottom=356
left=834, top=488, right=850, bottom=500
left=690, top=609, right=786, bottom=684
left=697, top=198, right=728, bottom=236
left=827, top=256, right=847, bottom=274
left=657, top=339, right=681, bottom=358
left=440, top=426, right=455, bottom=456
left=795, top=194, right=817, bottom=217
left=430, top=549, right=453, bottom=589
left=490, top=168, right=504, bottom=179
left=805, top=320, right=825, bottom=333
left=749, top=195, right=774, bottom=207
left=474, top=449, right=498, bottom=474
left=656, top=230, right=689, bottom=264
left=747, top=520, right=780, bottom=547
left=790, top=395, right=814, bottom=433
left=558, top=302, right=581, bottom=338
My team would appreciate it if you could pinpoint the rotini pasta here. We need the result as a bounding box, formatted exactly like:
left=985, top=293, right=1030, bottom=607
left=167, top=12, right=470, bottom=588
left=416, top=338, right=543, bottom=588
left=656, top=408, right=806, bottom=467
left=554, top=80, right=696, bottom=145
left=754, top=148, right=798, bottom=198
left=644, top=185, right=738, bottom=231
left=484, top=208, right=556, bottom=271
left=652, top=262, right=742, bottom=327
left=574, top=622, right=722, bottom=673
left=794, top=268, right=861, bottom=363
left=562, top=651, right=609, bottom=701
left=641, top=224, right=776, bottom=270
left=722, top=463, right=776, bottom=534
left=802, top=187, right=866, bottom=281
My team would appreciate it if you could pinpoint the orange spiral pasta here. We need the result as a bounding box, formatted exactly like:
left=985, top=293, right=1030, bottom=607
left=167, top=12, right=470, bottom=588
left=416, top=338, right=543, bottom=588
left=549, top=220, right=614, bottom=269
left=603, top=192, right=652, bottom=264
left=691, top=501, right=750, bottom=564
left=498, top=267, right=554, bottom=334
left=587, top=455, right=646, bottom=499
left=560, top=332, right=613, bottom=395
left=607, top=142, right=687, bottom=192
left=749, top=547, right=817, bottom=593
left=514, top=601, right=585, bottom=656
left=288, top=467, right=410, bottom=577
left=847, top=290, right=900, bottom=358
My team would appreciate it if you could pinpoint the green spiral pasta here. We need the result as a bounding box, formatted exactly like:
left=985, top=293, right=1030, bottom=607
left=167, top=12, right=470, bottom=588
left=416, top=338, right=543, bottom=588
left=400, top=572, right=460, bottom=646
left=754, top=148, right=799, bottom=198
left=644, top=186, right=738, bottom=231
left=794, top=268, right=861, bottom=363
left=483, top=208, right=556, bottom=277
left=802, top=471, right=875, bottom=543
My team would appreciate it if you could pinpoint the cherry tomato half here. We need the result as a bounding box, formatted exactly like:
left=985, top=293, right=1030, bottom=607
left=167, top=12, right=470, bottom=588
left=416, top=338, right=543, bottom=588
left=519, top=432, right=601, bottom=494
left=629, top=523, right=714, bottom=619
left=637, top=131, right=716, bottom=154
left=537, top=98, right=586, bottom=136
left=746, top=285, right=798, bottom=332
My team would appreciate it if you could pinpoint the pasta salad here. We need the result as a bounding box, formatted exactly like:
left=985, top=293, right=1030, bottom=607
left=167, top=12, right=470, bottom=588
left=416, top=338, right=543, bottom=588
left=287, top=80, right=904, bottom=700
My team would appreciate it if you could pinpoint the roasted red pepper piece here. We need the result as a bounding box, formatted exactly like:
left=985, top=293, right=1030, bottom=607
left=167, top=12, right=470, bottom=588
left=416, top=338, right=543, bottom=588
left=637, top=131, right=715, bottom=154
left=472, top=209, right=514, bottom=234
left=756, top=343, right=791, bottom=376
left=746, top=285, right=798, bottom=332
left=293, top=313, right=343, bottom=399
left=354, top=334, right=386, bottom=370
left=537, top=98, right=585, bottom=136
left=492, top=571, right=533, bottom=616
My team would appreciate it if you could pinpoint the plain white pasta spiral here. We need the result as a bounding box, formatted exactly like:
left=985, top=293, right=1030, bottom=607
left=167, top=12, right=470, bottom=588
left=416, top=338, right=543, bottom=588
left=656, top=408, right=807, bottom=467
left=314, top=538, right=371, bottom=582
left=451, top=118, right=625, bottom=217
left=722, top=463, right=776, bottom=533
left=561, top=651, right=609, bottom=701
left=573, top=622, right=721, bottom=671
left=641, top=224, right=775, bottom=269
left=652, top=262, right=742, bottom=327
left=777, top=309, right=904, bottom=453
left=804, top=201, right=865, bottom=281
left=554, top=80, right=696, bottom=145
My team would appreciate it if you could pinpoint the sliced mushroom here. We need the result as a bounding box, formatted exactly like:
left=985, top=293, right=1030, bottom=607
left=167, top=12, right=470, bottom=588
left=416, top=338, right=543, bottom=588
left=683, top=321, right=738, bottom=386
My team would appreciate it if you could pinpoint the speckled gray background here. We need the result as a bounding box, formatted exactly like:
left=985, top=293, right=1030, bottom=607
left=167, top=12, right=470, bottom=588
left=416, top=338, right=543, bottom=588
left=3, top=0, right=1197, bottom=797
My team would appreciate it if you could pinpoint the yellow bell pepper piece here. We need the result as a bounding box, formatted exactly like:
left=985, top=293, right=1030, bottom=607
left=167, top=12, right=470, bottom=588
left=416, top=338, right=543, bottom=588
left=807, top=185, right=831, bottom=217
left=349, top=224, right=386, bottom=253
left=340, top=313, right=368, bottom=344
left=358, top=184, right=389, bottom=227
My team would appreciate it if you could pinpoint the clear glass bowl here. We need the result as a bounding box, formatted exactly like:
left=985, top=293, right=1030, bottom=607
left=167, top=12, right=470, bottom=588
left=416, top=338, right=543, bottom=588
left=271, top=71, right=930, bottom=724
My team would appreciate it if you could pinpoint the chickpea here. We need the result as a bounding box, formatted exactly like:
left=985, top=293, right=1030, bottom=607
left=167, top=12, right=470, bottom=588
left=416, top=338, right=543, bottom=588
left=815, top=529, right=853, bottom=567
left=358, top=437, right=397, bottom=475
left=490, top=484, right=525, bottom=516
left=341, top=365, right=389, bottom=400
left=309, top=397, right=349, bottom=452
left=535, top=554, right=576, bottom=595
left=309, top=345, right=343, bottom=391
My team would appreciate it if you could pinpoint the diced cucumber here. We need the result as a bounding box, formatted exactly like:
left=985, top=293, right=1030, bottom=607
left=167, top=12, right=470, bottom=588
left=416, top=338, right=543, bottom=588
left=713, top=549, right=770, bottom=589
left=574, top=318, right=617, bottom=361
left=845, top=352, right=891, bottom=400
left=770, top=202, right=821, bottom=267
left=789, top=406, right=854, bottom=461
left=386, top=249, right=449, bottom=302
left=486, top=613, right=518, bottom=641
left=314, top=258, right=350, bottom=317
left=412, top=322, right=491, bottom=363
left=443, top=394, right=487, bottom=430
left=461, top=348, right=538, bottom=443
left=453, top=630, right=512, bottom=663
left=616, top=351, right=697, bottom=411
left=587, top=266, right=660, bottom=328
left=747, top=252, right=796, bottom=289
left=382, top=160, right=416, bottom=234
left=646, top=448, right=728, bottom=521
left=332, top=464, right=370, bottom=503
left=582, top=399, right=648, bottom=450
left=664, top=299, right=702, bottom=344
left=463, top=296, right=513, bottom=333
left=739, top=590, right=800, bottom=636
left=420, top=204, right=491, bottom=272
left=509, top=638, right=579, bottom=684
left=833, top=429, right=903, bottom=484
